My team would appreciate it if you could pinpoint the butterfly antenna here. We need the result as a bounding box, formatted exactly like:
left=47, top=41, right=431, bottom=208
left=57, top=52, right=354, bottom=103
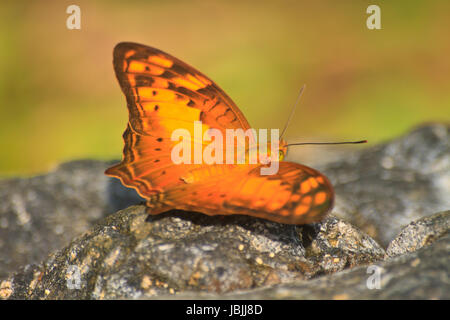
left=280, top=84, right=306, bottom=141
left=287, top=140, right=367, bottom=147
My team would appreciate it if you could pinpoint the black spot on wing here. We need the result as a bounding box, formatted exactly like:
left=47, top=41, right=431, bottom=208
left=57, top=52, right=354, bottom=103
left=171, top=64, right=188, bottom=76
left=134, top=75, right=154, bottom=87
left=161, top=70, right=176, bottom=79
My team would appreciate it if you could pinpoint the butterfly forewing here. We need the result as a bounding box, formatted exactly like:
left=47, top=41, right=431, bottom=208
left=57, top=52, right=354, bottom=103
left=113, top=42, right=251, bottom=135
left=106, top=43, right=255, bottom=196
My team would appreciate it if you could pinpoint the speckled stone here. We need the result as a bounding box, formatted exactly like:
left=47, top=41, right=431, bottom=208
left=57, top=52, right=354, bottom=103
left=386, top=210, right=449, bottom=258
left=156, top=234, right=450, bottom=300
left=1, top=206, right=384, bottom=299
left=319, top=123, right=450, bottom=246
left=0, top=160, right=143, bottom=279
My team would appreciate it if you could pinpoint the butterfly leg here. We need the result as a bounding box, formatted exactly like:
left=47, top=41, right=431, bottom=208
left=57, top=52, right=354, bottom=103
left=289, top=225, right=304, bottom=248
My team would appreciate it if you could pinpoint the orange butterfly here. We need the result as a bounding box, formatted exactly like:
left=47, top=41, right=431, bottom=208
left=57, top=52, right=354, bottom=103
left=105, top=42, right=334, bottom=224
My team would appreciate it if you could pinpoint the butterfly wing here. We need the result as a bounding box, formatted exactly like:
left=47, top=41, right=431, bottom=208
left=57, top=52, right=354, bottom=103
left=106, top=42, right=253, bottom=197
left=162, top=161, right=334, bottom=224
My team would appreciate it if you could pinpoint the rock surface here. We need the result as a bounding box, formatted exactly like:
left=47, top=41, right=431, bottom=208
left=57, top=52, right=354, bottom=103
left=0, top=160, right=144, bottom=279
left=386, top=210, right=449, bottom=258
left=0, top=206, right=385, bottom=299
left=158, top=233, right=450, bottom=300
left=0, top=123, right=449, bottom=299
left=0, top=160, right=112, bottom=279
left=322, top=123, right=450, bottom=246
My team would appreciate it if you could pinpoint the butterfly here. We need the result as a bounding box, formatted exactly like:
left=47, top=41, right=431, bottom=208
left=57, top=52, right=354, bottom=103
left=105, top=42, right=334, bottom=224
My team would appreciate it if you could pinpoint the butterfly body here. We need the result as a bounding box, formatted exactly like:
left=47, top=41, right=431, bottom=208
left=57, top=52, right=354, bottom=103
left=106, top=42, right=334, bottom=224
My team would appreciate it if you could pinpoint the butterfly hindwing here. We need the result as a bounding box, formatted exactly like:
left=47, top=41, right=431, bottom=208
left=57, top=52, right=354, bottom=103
left=160, top=162, right=334, bottom=224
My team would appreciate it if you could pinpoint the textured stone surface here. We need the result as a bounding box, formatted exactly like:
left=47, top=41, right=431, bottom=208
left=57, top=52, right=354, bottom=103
left=0, top=160, right=144, bottom=279
left=386, top=210, right=449, bottom=258
left=1, top=206, right=384, bottom=299
left=0, top=161, right=110, bottom=279
left=157, top=234, right=450, bottom=300
left=0, top=123, right=449, bottom=299
left=320, top=123, right=450, bottom=246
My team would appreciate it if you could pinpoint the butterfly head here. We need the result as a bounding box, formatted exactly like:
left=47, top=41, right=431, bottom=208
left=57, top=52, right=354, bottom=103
left=253, top=139, right=287, bottom=164
left=278, top=139, right=288, bottom=161
left=263, top=139, right=288, bottom=161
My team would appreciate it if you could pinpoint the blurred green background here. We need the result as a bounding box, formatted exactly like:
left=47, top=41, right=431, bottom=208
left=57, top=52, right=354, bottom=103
left=0, top=0, right=449, bottom=176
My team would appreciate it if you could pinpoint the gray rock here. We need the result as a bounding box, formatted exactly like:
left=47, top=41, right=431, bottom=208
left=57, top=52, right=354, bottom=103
left=0, top=206, right=384, bottom=299
left=0, top=160, right=143, bottom=279
left=386, top=210, right=450, bottom=257
left=321, top=123, right=450, bottom=246
left=158, top=234, right=450, bottom=300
